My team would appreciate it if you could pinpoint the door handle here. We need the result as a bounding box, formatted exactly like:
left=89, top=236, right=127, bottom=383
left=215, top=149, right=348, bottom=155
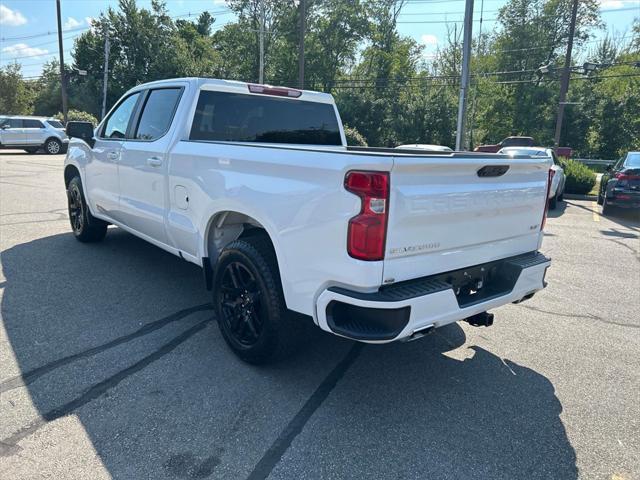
left=107, top=151, right=119, bottom=161
left=146, top=156, right=163, bottom=167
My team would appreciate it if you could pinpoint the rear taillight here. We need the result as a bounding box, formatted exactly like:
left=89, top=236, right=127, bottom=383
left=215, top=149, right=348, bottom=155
left=345, top=171, right=389, bottom=261
left=541, top=168, right=555, bottom=231
left=614, top=172, right=640, bottom=185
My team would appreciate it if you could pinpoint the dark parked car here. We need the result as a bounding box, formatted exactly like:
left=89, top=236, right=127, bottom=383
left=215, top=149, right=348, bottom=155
left=598, top=151, right=640, bottom=215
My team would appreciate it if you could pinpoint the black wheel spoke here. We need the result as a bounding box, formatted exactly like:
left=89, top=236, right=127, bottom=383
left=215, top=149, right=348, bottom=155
left=218, top=261, right=264, bottom=347
left=68, top=187, right=84, bottom=233
left=245, top=310, right=260, bottom=338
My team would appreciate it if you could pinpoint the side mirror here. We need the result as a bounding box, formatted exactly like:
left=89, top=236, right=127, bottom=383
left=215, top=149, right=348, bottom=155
left=605, top=164, right=612, bottom=172
left=66, top=121, right=95, bottom=148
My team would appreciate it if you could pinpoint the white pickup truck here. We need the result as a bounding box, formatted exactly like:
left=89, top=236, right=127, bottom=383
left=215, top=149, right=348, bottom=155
left=64, top=78, right=552, bottom=363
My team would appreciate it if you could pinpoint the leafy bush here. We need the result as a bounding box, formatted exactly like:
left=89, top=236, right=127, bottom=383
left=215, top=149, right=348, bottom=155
left=559, top=157, right=597, bottom=195
left=54, top=109, right=99, bottom=126
left=343, top=125, right=368, bottom=146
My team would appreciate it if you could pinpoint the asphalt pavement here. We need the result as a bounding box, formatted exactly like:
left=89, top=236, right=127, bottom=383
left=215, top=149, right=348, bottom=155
left=1, top=150, right=638, bottom=480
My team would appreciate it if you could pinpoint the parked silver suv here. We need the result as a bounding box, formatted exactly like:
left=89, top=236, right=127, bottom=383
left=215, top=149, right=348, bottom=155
left=0, top=115, right=69, bottom=154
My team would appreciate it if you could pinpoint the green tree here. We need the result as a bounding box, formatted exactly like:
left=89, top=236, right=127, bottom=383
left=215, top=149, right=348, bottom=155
left=0, top=63, right=33, bottom=115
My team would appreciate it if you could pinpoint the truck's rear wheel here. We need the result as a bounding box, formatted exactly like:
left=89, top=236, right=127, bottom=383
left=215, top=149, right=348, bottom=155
left=213, top=234, right=297, bottom=364
left=67, top=176, right=108, bottom=242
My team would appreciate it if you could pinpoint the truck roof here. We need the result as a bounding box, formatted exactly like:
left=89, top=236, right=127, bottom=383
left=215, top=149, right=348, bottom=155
left=125, top=77, right=336, bottom=105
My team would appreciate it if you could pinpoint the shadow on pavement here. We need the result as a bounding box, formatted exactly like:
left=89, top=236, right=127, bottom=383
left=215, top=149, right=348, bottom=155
left=0, top=229, right=577, bottom=479
left=547, top=199, right=568, bottom=218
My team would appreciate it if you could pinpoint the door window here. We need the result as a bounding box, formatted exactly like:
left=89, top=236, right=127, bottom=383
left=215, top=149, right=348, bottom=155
left=23, top=119, right=45, bottom=128
left=2, top=118, right=23, bottom=128
left=101, top=92, right=141, bottom=139
left=134, top=88, right=182, bottom=140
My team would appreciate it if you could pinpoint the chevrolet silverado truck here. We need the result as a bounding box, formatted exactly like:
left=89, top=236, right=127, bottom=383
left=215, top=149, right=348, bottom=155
left=63, top=78, right=552, bottom=364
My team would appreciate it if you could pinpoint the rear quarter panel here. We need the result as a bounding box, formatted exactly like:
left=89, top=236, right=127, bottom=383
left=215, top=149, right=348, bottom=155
left=167, top=142, right=392, bottom=316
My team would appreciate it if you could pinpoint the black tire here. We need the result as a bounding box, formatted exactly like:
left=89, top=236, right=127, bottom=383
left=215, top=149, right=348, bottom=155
left=549, top=191, right=558, bottom=210
left=558, top=188, right=564, bottom=202
left=213, top=234, right=299, bottom=364
left=24, top=147, right=39, bottom=154
left=597, top=192, right=604, bottom=205
left=44, top=138, right=62, bottom=155
left=602, top=197, right=613, bottom=216
left=67, top=176, right=108, bottom=242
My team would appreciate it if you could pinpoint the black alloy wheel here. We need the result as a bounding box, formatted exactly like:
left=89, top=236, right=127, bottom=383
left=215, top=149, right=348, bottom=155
left=66, top=176, right=108, bottom=242
left=68, top=181, right=85, bottom=235
left=218, top=261, right=265, bottom=347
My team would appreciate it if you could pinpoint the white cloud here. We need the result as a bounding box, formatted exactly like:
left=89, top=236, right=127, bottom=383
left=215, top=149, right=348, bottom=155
left=2, top=43, right=48, bottom=59
left=0, top=5, right=27, bottom=26
left=421, top=34, right=438, bottom=46
left=420, top=34, right=438, bottom=61
left=64, top=16, right=82, bottom=29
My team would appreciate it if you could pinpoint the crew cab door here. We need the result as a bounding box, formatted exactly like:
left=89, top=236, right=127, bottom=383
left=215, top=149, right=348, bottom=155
left=117, top=87, right=183, bottom=245
left=0, top=118, right=25, bottom=145
left=86, top=91, right=142, bottom=220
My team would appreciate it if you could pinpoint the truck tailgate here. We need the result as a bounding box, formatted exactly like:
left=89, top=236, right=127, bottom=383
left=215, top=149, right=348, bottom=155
left=384, top=155, right=550, bottom=283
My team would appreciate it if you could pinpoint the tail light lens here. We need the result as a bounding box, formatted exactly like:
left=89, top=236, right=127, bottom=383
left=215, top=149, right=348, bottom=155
left=541, top=168, right=555, bottom=231
left=614, top=172, right=640, bottom=186
left=345, top=171, right=389, bottom=261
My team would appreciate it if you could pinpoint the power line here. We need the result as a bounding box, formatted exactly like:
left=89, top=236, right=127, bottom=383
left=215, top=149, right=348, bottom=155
left=1, top=26, right=88, bottom=43
left=0, top=8, right=232, bottom=43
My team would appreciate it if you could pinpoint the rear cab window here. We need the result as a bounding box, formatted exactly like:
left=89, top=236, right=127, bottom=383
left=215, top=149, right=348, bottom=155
left=189, top=90, right=342, bottom=146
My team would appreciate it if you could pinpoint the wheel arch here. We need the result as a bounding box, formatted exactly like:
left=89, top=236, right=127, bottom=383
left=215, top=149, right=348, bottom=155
left=64, top=163, right=81, bottom=187
left=202, top=209, right=288, bottom=303
left=44, top=136, right=62, bottom=146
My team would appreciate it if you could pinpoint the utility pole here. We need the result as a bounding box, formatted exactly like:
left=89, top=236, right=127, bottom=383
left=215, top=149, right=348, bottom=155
left=101, top=32, right=110, bottom=120
left=553, top=0, right=579, bottom=147
left=259, top=0, right=265, bottom=84
left=455, top=0, right=474, bottom=151
left=55, top=0, right=68, bottom=123
left=298, top=0, right=306, bottom=89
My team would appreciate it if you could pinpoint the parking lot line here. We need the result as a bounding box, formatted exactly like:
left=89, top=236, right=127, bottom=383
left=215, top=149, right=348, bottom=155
left=591, top=201, right=600, bottom=222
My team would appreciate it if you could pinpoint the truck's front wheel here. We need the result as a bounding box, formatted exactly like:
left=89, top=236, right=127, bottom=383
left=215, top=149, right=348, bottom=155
left=213, top=235, right=297, bottom=364
left=67, top=176, right=108, bottom=242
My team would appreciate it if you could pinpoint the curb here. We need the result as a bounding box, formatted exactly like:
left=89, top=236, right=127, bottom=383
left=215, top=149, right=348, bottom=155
left=563, top=193, right=597, bottom=201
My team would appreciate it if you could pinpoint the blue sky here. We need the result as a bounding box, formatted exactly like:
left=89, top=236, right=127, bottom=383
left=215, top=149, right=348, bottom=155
left=1, top=0, right=638, bottom=79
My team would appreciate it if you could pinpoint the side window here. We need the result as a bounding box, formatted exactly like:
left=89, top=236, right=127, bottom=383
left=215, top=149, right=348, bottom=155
left=101, top=92, right=141, bottom=139
left=23, top=119, right=44, bottom=128
left=134, top=88, right=182, bottom=140
left=5, top=119, right=23, bottom=128
left=612, top=157, right=625, bottom=170
left=46, top=120, right=64, bottom=129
